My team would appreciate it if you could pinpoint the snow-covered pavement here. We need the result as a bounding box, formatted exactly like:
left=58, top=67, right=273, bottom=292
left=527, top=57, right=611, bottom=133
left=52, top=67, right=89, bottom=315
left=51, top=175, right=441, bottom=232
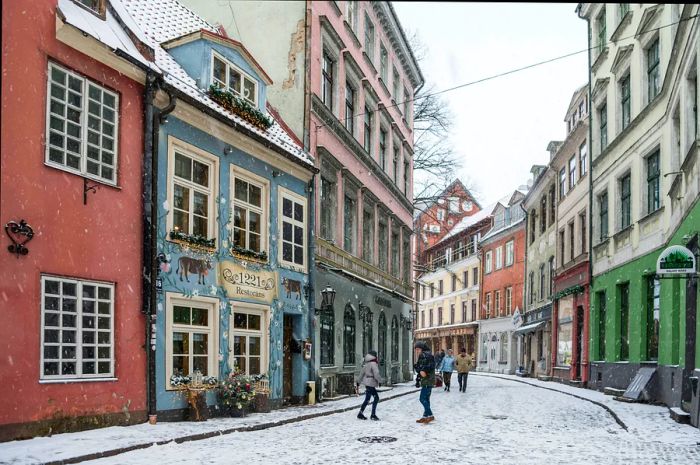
left=83, top=375, right=700, bottom=465
left=2, top=375, right=699, bottom=465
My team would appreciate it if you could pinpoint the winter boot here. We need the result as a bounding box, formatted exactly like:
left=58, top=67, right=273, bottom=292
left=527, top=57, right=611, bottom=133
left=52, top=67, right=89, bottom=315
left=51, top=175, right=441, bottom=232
left=424, top=416, right=435, bottom=423
left=370, top=415, right=380, bottom=421
left=357, top=412, right=367, bottom=420
left=416, top=417, right=428, bottom=423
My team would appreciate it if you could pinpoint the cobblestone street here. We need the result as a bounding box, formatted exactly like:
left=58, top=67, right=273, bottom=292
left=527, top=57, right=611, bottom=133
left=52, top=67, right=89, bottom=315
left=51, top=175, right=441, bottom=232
left=78, top=375, right=700, bottom=465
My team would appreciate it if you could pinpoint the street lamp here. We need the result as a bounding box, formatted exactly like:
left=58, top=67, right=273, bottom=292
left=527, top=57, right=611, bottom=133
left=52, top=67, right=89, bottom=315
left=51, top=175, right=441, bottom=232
left=320, top=285, right=336, bottom=309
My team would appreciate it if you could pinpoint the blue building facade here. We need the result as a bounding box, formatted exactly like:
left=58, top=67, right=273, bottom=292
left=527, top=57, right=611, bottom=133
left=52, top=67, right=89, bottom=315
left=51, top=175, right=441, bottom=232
left=143, top=26, right=316, bottom=417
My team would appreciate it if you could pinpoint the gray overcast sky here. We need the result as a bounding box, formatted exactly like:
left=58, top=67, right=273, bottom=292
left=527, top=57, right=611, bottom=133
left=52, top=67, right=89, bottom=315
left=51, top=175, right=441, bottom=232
left=393, top=2, right=589, bottom=206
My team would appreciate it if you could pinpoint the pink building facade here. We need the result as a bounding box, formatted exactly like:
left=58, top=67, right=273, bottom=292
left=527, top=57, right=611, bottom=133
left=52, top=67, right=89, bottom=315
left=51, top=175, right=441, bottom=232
left=308, top=2, right=423, bottom=396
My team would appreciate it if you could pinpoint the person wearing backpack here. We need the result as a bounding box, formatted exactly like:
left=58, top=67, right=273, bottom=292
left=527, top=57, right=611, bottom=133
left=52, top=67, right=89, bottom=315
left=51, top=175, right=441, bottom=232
left=356, top=350, right=383, bottom=421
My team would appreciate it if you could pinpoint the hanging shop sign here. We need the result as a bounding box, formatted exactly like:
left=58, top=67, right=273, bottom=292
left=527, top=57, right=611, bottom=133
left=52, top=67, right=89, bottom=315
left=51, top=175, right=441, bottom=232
left=656, top=245, right=696, bottom=275
left=511, top=308, right=522, bottom=328
left=219, top=261, right=277, bottom=303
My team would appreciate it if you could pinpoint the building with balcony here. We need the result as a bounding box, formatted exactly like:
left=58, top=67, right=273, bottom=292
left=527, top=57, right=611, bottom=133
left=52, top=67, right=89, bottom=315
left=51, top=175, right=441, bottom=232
left=183, top=1, right=424, bottom=397
left=477, top=189, right=528, bottom=374
left=578, top=3, right=699, bottom=426
left=414, top=207, right=491, bottom=358
left=550, top=84, right=591, bottom=385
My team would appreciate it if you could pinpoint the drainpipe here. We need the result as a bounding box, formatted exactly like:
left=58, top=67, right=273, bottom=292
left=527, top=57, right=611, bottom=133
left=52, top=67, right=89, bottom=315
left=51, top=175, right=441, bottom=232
left=522, top=206, right=529, bottom=373
left=142, top=76, right=176, bottom=422
left=584, top=11, right=594, bottom=378
left=306, top=173, right=317, bottom=401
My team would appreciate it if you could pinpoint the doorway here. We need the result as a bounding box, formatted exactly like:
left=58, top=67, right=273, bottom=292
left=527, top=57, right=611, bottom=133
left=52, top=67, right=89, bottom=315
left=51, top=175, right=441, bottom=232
left=283, top=315, right=293, bottom=403
left=575, top=305, right=584, bottom=380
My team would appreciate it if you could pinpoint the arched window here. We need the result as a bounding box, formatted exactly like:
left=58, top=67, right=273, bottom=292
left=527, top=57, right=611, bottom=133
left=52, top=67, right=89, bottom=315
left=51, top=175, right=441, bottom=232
left=320, top=305, right=334, bottom=366
left=343, top=305, right=356, bottom=366
left=378, top=312, right=387, bottom=376
left=362, top=307, right=373, bottom=356
left=391, top=316, right=399, bottom=362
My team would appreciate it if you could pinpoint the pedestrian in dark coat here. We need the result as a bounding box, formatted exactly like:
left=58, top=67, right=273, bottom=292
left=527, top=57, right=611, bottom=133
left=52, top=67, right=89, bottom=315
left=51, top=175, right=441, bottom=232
left=356, top=350, right=382, bottom=420
left=414, top=341, right=436, bottom=423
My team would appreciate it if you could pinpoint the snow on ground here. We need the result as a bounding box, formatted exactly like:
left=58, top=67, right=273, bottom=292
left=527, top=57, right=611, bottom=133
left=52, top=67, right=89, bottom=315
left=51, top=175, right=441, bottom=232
left=0, top=384, right=416, bottom=465
left=81, top=376, right=700, bottom=465
left=2, top=376, right=699, bottom=465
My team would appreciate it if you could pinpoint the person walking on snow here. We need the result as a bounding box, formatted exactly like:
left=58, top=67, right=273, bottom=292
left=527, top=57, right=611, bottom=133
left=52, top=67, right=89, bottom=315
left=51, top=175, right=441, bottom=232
left=414, top=341, right=436, bottom=424
left=455, top=348, right=473, bottom=392
left=356, top=350, right=383, bottom=421
left=438, top=349, right=455, bottom=392
left=434, top=349, right=445, bottom=374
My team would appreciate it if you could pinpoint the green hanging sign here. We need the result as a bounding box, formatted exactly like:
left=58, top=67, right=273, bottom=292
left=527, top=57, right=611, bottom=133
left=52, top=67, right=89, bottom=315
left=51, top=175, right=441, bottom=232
left=656, top=245, right=696, bottom=275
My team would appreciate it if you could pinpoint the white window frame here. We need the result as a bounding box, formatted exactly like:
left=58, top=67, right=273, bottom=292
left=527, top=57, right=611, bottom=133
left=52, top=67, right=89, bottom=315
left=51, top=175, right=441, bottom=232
left=505, top=240, right=514, bottom=267
left=211, top=50, right=258, bottom=106
left=278, top=187, right=308, bottom=273
left=166, top=137, right=219, bottom=246
left=495, top=246, right=503, bottom=270
left=45, top=62, right=120, bottom=185
left=165, top=293, right=220, bottom=390
left=40, top=275, right=115, bottom=381
left=229, top=302, right=269, bottom=376
left=485, top=250, right=493, bottom=274
left=231, top=166, right=269, bottom=258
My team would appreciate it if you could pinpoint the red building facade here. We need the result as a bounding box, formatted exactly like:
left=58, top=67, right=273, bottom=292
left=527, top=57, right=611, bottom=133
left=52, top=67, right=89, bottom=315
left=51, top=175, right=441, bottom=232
left=0, top=0, right=152, bottom=440
left=477, top=191, right=527, bottom=374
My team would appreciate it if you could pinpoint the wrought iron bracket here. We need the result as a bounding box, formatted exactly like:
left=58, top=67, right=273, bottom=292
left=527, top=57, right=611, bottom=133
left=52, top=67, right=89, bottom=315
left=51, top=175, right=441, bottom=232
left=5, top=219, right=34, bottom=257
left=83, top=178, right=100, bottom=205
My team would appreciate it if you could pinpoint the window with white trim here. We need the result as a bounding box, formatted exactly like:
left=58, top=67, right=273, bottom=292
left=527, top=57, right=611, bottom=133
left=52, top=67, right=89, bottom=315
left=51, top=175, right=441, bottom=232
left=232, top=169, right=268, bottom=256
left=279, top=189, right=307, bottom=270
left=485, top=250, right=493, bottom=274
left=231, top=306, right=267, bottom=375
left=41, top=276, right=114, bottom=380
left=212, top=51, right=257, bottom=105
left=495, top=246, right=503, bottom=270
left=505, top=240, right=514, bottom=266
left=46, top=62, right=119, bottom=184
left=168, top=142, right=217, bottom=242
left=167, top=298, right=218, bottom=385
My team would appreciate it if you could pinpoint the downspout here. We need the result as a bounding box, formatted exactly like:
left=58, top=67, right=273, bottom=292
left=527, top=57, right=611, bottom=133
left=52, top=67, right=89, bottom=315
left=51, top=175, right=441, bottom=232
left=522, top=205, right=529, bottom=373
left=585, top=10, right=594, bottom=382
left=143, top=76, right=176, bottom=422
left=307, top=173, right=317, bottom=401
left=142, top=73, right=157, bottom=422
left=303, top=2, right=312, bottom=151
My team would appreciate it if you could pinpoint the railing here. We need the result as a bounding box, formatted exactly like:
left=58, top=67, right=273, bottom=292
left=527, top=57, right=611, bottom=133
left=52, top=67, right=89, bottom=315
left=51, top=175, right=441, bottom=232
left=315, top=238, right=413, bottom=298
left=428, top=244, right=479, bottom=271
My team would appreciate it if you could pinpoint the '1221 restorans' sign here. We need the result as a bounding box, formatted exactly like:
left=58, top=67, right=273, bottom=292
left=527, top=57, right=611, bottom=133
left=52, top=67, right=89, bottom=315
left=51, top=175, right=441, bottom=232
left=219, top=261, right=277, bottom=303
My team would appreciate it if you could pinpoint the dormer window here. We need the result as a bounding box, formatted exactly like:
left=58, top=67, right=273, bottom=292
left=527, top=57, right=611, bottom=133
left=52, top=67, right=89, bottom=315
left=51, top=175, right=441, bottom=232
left=212, top=52, right=257, bottom=106
left=74, top=0, right=106, bottom=18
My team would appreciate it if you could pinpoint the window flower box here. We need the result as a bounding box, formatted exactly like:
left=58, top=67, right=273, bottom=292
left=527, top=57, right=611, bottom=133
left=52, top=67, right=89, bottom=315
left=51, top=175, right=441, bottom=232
left=169, top=230, right=216, bottom=250
left=208, top=85, right=273, bottom=131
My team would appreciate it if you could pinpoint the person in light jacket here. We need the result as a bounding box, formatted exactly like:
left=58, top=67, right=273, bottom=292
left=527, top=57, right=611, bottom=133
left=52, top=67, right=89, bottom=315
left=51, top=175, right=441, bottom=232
left=356, top=350, right=383, bottom=420
left=437, top=349, right=456, bottom=392
left=455, top=347, right=473, bottom=392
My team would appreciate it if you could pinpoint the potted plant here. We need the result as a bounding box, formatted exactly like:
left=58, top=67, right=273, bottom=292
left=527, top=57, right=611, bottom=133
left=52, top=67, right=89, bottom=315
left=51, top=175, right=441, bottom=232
left=170, top=370, right=218, bottom=421
left=218, top=371, right=257, bottom=417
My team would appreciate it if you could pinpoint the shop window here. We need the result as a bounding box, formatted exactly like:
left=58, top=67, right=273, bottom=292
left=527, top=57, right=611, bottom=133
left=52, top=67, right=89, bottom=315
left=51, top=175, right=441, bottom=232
left=344, top=305, right=356, bottom=366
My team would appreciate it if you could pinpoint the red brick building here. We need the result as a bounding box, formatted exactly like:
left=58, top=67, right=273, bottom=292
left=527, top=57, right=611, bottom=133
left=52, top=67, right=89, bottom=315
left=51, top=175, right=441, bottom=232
left=414, top=179, right=481, bottom=266
left=477, top=190, right=527, bottom=374
left=0, top=0, right=155, bottom=440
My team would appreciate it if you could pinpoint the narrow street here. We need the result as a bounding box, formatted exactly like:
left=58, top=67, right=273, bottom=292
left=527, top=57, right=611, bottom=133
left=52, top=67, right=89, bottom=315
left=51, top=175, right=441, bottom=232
left=81, top=375, right=698, bottom=465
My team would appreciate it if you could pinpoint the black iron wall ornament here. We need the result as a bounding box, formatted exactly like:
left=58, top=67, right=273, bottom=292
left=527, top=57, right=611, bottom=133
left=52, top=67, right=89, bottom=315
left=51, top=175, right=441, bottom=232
left=84, top=178, right=100, bottom=205
left=5, top=219, right=34, bottom=257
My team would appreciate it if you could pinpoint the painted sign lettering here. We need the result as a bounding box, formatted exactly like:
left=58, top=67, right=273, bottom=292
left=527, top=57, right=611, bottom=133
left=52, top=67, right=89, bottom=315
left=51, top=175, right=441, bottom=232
left=219, top=261, right=277, bottom=303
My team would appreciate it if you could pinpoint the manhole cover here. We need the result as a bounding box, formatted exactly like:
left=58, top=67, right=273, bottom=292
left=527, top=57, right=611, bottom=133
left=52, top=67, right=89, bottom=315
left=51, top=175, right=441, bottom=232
left=358, top=436, right=398, bottom=443
left=484, top=415, right=508, bottom=420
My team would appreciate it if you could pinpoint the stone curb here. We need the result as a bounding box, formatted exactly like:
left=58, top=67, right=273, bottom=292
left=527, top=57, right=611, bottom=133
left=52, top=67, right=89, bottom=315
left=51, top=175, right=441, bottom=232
left=471, top=372, right=629, bottom=431
left=42, top=387, right=420, bottom=465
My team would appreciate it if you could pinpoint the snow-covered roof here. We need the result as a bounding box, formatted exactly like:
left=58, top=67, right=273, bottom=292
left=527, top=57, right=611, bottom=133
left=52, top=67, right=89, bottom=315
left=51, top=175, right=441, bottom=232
left=439, top=206, right=493, bottom=242
left=57, top=0, right=160, bottom=73
left=120, top=0, right=314, bottom=168
left=480, top=217, right=525, bottom=243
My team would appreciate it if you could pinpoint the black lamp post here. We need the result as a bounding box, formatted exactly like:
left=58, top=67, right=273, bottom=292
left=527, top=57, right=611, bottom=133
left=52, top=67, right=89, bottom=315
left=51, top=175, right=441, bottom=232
left=316, top=285, right=335, bottom=314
